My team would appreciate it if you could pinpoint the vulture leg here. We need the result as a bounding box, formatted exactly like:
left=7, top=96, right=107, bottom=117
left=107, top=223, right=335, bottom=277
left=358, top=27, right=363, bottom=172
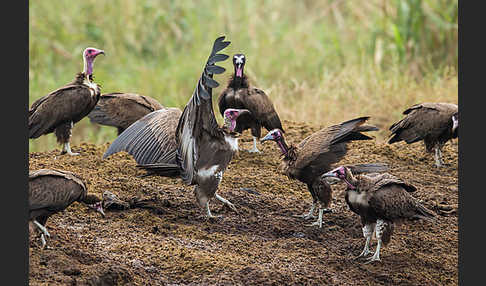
left=33, top=220, right=50, bottom=238
left=355, top=223, right=375, bottom=259
left=365, top=219, right=387, bottom=263
left=62, top=142, right=79, bottom=156
left=215, top=193, right=238, bottom=213
left=205, top=202, right=221, bottom=218
left=434, top=146, right=443, bottom=167
left=40, top=234, right=47, bottom=249
left=248, top=137, right=261, bottom=153
left=292, top=200, right=317, bottom=220
left=57, top=121, right=79, bottom=156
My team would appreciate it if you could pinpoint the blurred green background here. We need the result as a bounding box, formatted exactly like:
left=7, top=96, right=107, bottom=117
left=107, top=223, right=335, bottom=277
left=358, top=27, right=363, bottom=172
left=29, top=0, right=458, bottom=153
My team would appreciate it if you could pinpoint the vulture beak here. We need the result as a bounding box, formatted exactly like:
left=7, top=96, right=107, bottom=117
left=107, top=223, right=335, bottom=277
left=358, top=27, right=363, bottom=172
left=88, top=202, right=106, bottom=217
left=260, top=132, right=274, bottom=143
left=96, top=50, right=105, bottom=57
left=237, top=109, right=250, bottom=117
left=321, top=170, right=338, bottom=178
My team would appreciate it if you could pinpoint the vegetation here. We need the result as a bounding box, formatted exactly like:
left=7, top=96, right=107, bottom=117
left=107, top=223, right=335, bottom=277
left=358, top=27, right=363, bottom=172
left=29, top=0, right=458, bottom=152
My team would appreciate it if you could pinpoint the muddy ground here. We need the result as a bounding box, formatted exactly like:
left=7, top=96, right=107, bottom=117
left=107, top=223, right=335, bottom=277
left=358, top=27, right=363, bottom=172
left=28, top=120, right=458, bottom=286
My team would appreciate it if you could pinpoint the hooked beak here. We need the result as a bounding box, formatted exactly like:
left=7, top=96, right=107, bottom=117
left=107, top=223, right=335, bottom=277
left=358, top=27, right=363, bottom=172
left=260, top=133, right=274, bottom=143
left=96, top=50, right=105, bottom=57
left=321, top=170, right=338, bottom=178
left=237, top=109, right=250, bottom=118
left=89, top=202, right=105, bottom=217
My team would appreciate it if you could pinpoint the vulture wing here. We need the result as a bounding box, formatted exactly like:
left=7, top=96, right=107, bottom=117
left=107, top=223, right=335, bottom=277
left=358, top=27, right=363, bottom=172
left=88, top=93, right=164, bottom=131
left=175, top=36, right=230, bottom=185
left=239, top=88, right=284, bottom=133
left=368, top=184, right=435, bottom=221
left=102, top=108, right=182, bottom=165
left=290, top=117, right=378, bottom=183
left=29, top=85, right=96, bottom=139
left=29, top=169, right=86, bottom=213
left=388, top=103, right=458, bottom=144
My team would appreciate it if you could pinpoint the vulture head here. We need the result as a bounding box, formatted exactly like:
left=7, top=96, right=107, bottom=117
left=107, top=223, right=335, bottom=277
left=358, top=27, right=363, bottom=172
left=260, top=129, right=289, bottom=155
left=83, top=47, right=105, bottom=76
left=223, top=108, right=250, bottom=131
left=322, top=166, right=357, bottom=190
left=233, top=54, right=246, bottom=78
left=84, top=194, right=106, bottom=217
left=452, top=112, right=458, bottom=137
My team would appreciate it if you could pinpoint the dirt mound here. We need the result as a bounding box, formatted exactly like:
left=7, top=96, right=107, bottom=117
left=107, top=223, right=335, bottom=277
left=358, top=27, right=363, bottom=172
left=29, top=120, right=458, bottom=285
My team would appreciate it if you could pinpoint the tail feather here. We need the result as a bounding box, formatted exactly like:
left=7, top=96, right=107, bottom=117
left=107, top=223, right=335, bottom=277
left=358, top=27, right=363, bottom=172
left=137, top=162, right=181, bottom=178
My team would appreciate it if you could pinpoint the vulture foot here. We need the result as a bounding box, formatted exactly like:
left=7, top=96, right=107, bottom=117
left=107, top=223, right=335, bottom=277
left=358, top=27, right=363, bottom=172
left=33, top=220, right=50, bottom=238
left=354, top=249, right=373, bottom=259
left=61, top=142, right=79, bottom=156
left=363, top=255, right=381, bottom=264
left=246, top=137, right=261, bottom=153
left=293, top=202, right=316, bottom=220
left=215, top=193, right=238, bottom=213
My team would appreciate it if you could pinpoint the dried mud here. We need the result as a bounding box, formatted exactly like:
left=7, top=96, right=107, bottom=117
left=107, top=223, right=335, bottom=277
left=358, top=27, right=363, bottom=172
left=29, top=120, right=458, bottom=286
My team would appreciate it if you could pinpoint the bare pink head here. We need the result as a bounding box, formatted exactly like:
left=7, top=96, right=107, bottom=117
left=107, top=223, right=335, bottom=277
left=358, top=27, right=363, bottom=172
left=83, top=47, right=105, bottom=75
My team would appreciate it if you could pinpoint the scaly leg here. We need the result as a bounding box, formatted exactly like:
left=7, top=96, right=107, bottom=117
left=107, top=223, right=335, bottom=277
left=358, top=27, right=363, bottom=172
left=62, top=142, right=79, bottom=156
left=247, top=137, right=261, bottom=153
left=365, top=220, right=386, bottom=263
left=355, top=223, right=375, bottom=259
left=205, top=201, right=221, bottom=218
left=293, top=201, right=316, bottom=220
left=434, top=146, right=443, bottom=167
left=215, top=193, right=237, bottom=213
left=33, top=220, right=50, bottom=238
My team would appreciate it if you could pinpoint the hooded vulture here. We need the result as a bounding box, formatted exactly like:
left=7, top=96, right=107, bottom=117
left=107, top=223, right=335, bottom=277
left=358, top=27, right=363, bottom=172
left=29, top=169, right=105, bottom=248
left=103, top=36, right=251, bottom=218
left=260, top=117, right=379, bottom=228
left=322, top=166, right=435, bottom=263
left=88, top=92, right=164, bottom=135
left=218, top=53, right=284, bottom=153
left=388, top=102, right=458, bottom=167
left=29, top=47, right=105, bottom=155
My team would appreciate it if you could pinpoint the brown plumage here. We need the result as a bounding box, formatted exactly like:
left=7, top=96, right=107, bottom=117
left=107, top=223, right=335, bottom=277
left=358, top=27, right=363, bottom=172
left=218, top=53, right=284, bottom=153
left=388, top=102, right=458, bottom=167
left=322, top=166, right=435, bottom=263
left=260, top=116, right=380, bottom=228
left=88, top=92, right=164, bottom=135
left=29, top=47, right=105, bottom=155
left=104, top=36, right=249, bottom=218
left=29, top=169, right=105, bottom=248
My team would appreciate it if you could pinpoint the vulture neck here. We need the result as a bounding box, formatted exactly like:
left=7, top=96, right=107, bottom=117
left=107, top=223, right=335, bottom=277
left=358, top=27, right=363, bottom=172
left=277, top=138, right=291, bottom=157
left=83, top=56, right=94, bottom=77
left=228, top=74, right=249, bottom=90
left=343, top=172, right=358, bottom=190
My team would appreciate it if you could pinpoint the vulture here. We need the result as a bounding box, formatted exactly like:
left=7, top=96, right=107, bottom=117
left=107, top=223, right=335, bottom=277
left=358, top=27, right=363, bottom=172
left=104, top=36, right=250, bottom=218
left=29, top=47, right=105, bottom=155
left=322, top=166, right=435, bottom=263
left=260, top=117, right=379, bottom=228
left=218, top=53, right=284, bottom=153
left=88, top=92, right=164, bottom=135
left=29, top=169, right=105, bottom=248
left=388, top=102, right=458, bottom=167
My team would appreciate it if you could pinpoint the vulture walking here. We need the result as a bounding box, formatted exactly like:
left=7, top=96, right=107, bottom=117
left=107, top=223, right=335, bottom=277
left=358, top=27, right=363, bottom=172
left=104, top=36, right=250, bottom=218
left=29, top=47, right=105, bottom=155
left=218, top=53, right=284, bottom=153
left=388, top=102, right=458, bottom=167
left=322, top=166, right=435, bottom=263
left=29, top=169, right=105, bottom=248
left=260, top=117, right=380, bottom=228
left=88, top=92, right=164, bottom=135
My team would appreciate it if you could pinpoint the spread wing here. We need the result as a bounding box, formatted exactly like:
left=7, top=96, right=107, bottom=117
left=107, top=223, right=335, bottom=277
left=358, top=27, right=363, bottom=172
left=88, top=92, right=164, bottom=130
left=102, top=108, right=182, bottom=165
left=291, top=117, right=378, bottom=182
left=29, top=85, right=96, bottom=138
left=175, top=36, right=230, bottom=185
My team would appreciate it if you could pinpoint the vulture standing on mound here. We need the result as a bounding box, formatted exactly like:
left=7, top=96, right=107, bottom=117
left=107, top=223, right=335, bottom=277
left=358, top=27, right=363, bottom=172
left=260, top=117, right=380, bottom=228
left=88, top=92, right=164, bottom=135
left=104, top=36, right=250, bottom=218
left=322, top=166, right=435, bottom=263
left=29, top=47, right=105, bottom=155
left=218, top=53, right=284, bottom=153
left=388, top=102, right=458, bottom=167
left=29, top=169, right=105, bottom=248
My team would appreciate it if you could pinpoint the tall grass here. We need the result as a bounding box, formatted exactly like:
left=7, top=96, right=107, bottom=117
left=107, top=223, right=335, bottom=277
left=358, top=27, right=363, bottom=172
left=29, top=0, right=458, bottom=152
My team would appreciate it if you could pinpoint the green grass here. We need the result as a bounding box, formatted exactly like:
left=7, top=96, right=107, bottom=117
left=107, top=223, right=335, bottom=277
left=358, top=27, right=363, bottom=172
left=29, top=0, right=458, bottom=153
